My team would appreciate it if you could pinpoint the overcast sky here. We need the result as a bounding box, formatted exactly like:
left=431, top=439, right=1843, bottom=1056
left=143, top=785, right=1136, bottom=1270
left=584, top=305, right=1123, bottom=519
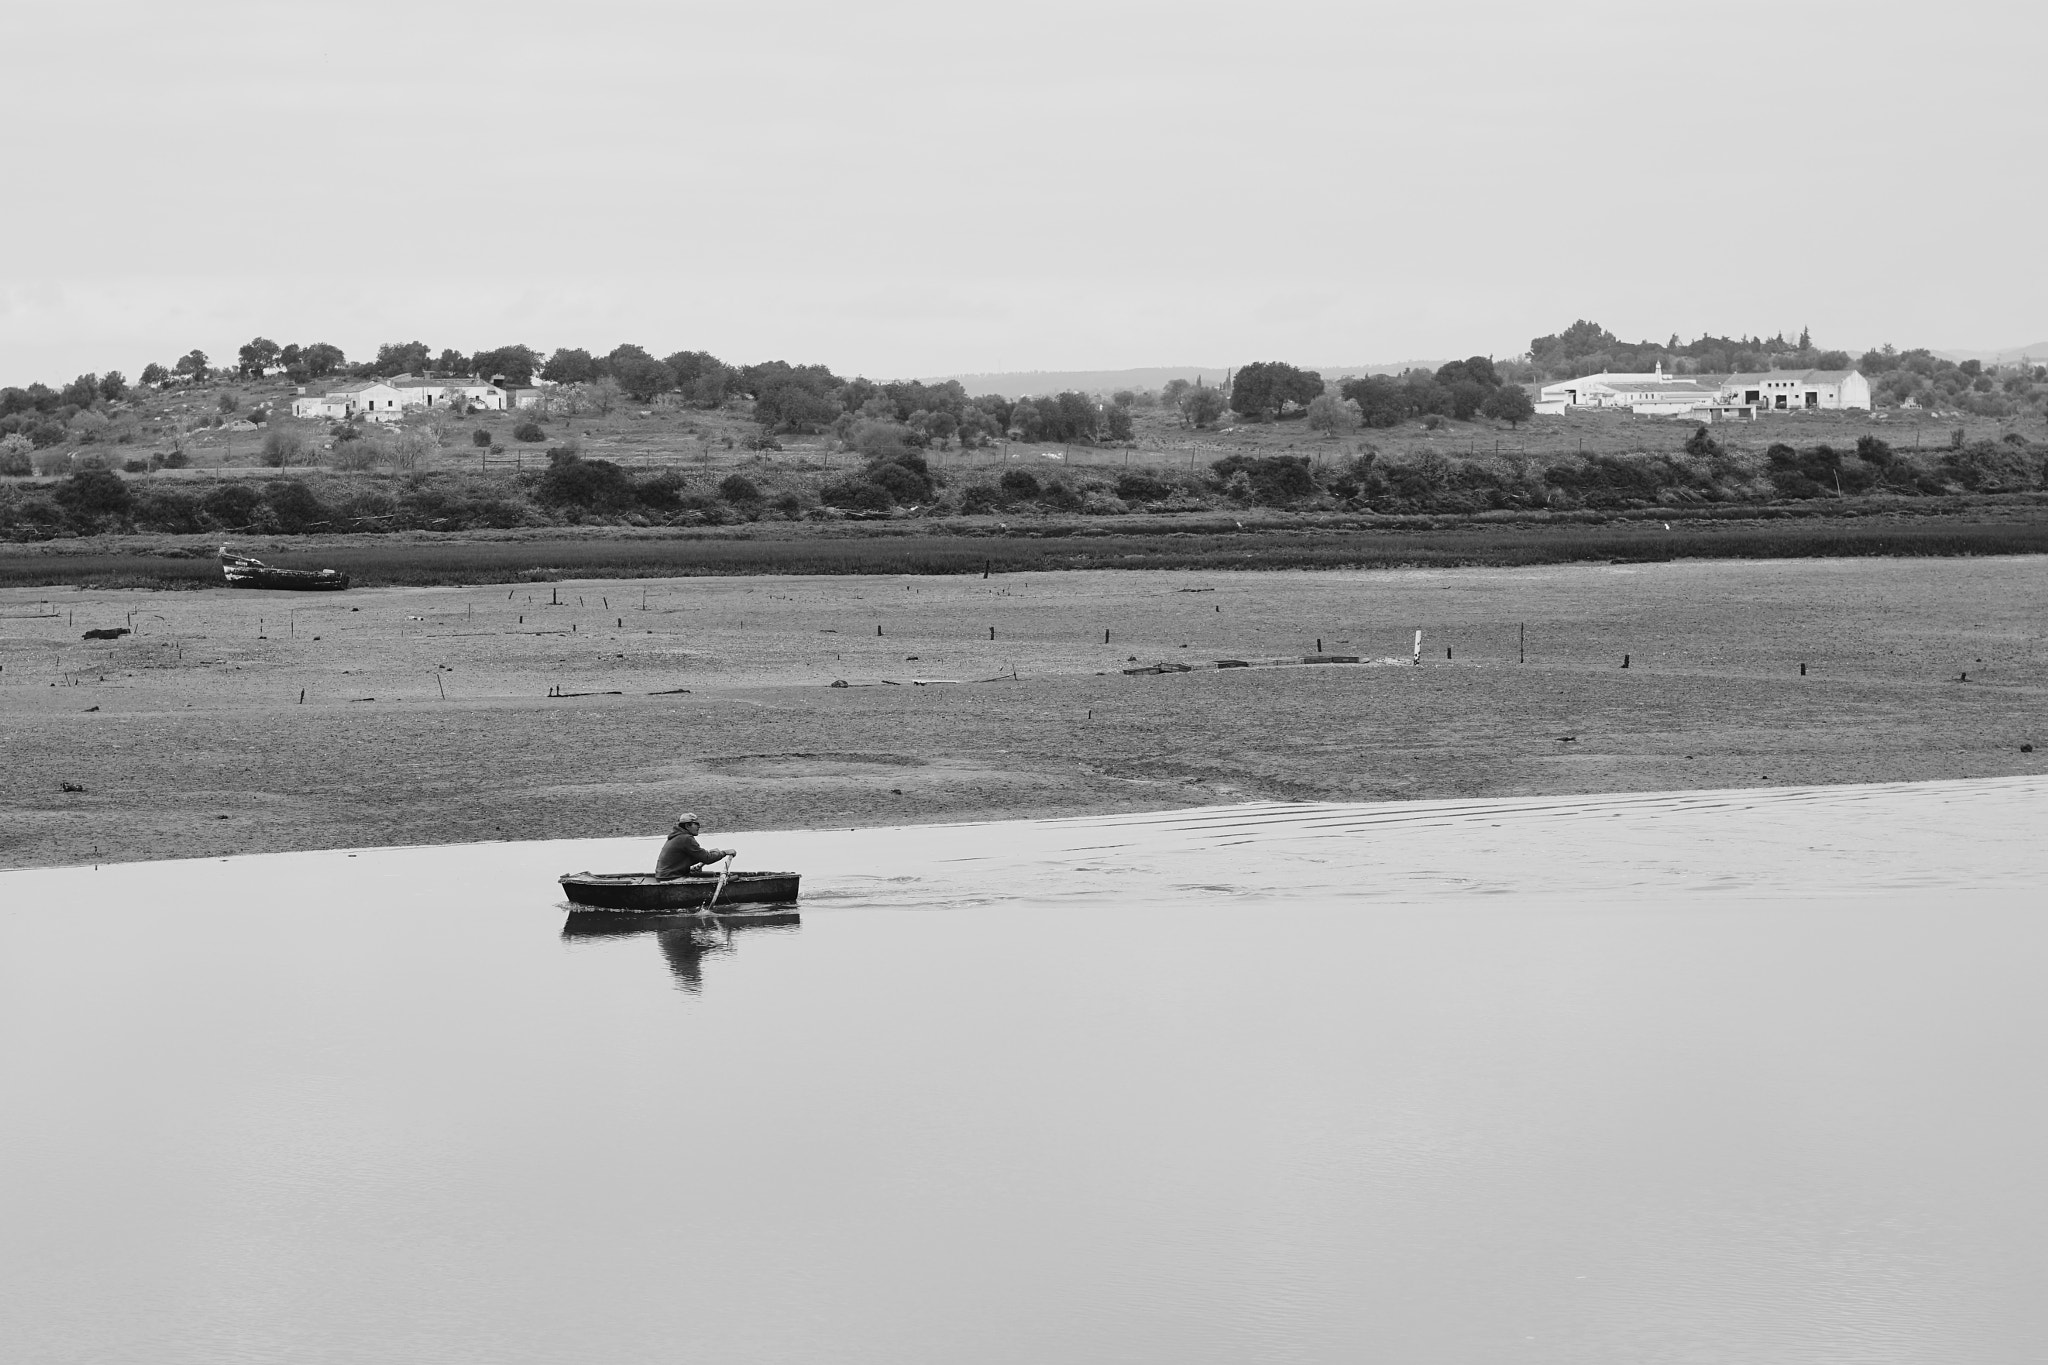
left=2, top=0, right=2041, bottom=388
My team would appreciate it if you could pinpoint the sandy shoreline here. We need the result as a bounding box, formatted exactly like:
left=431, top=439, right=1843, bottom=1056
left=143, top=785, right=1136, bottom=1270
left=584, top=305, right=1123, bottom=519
left=4, top=556, right=2043, bottom=870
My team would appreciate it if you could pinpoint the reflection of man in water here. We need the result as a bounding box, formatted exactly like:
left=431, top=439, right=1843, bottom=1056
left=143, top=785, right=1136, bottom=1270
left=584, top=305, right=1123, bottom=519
left=655, top=812, right=737, bottom=879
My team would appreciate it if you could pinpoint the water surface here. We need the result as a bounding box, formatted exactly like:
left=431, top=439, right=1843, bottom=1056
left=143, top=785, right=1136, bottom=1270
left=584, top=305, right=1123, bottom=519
left=4, top=784, right=2045, bottom=1363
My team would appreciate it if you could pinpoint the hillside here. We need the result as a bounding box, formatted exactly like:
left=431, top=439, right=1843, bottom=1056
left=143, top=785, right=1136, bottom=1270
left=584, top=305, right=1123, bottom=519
left=926, top=362, right=1442, bottom=398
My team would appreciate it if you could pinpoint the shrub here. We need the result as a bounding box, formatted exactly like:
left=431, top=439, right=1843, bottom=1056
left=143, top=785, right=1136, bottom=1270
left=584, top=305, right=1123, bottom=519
left=265, top=480, right=330, bottom=532
left=1115, top=470, right=1173, bottom=502
left=718, top=473, right=762, bottom=504
left=160, top=448, right=189, bottom=469
left=998, top=469, right=1040, bottom=501
left=131, top=488, right=208, bottom=534
left=1940, top=439, right=2040, bottom=492
left=201, top=482, right=265, bottom=527
left=1856, top=435, right=1894, bottom=465
left=958, top=482, right=1001, bottom=514
left=513, top=420, right=546, bottom=443
left=636, top=471, right=688, bottom=512
left=390, top=426, right=442, bottom=471
left=1210, top=454, right=1316, bottom=505
left=1036, top=479, right=1084, bottom=512
left=1683, top=425, right=1722, bottom=459
left=261, top=427, right=311, bottom=467
left=868, top=460, right=930, bottom=505
left=29, top=420, right=66, bottom=448
left=820, top=476, right=893, bottom=512
left=0, top=441, right=31, bottom=477
left=537, top=451, right=634, bottom=510
left=770, top=491, right=803, bottom=519
left=54, top=468, right=133, bottom=520
left=218, top=393, right=239, bottom=414
left=122, top=459, right=151, bottom=474
left=472, top=428, right=492, bottom=448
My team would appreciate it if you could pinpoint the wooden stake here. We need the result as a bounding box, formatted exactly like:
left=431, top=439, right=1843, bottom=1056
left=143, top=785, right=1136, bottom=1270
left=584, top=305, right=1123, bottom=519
left=1519, top=622, right=1525, bottom=663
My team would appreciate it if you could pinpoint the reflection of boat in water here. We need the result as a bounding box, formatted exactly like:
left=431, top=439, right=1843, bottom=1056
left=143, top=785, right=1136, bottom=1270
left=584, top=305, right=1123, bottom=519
left=559, top=871, right=801, bottom=911
left=561, top=907, right=800, bottom=993
left=219, top=546, right=350, bottom=591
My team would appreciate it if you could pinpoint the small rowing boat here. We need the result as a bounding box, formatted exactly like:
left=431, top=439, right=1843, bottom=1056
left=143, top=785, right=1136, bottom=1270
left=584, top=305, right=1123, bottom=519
left=219, top=546, right=350, bottom=591
left=558, top=871, right=802, bottom=911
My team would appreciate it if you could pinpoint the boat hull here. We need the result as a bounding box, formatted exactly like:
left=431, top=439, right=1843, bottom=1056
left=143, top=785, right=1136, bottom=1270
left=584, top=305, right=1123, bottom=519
left=559, top=871, right=801, bottom=911
left=225, top=569, right=351, bottom=591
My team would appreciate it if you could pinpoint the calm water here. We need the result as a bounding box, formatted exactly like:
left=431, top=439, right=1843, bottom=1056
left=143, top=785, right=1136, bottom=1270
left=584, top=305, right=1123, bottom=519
left=3, top=812, right=2046, bottom=1363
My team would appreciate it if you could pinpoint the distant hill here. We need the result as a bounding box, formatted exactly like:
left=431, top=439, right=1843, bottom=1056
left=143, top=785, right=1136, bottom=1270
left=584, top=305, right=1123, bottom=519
left=923, top=362, right=1444, bottom=399
left=1933, top=341, right=2048, bottom=365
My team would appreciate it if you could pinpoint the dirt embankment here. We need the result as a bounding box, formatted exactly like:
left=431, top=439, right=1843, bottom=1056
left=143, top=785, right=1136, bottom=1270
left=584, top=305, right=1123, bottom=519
left=3, top=557, right=2043, bottom=870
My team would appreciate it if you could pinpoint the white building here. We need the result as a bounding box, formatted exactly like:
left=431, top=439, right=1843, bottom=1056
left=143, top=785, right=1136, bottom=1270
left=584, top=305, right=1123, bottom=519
left=1537, top=363, right=1720, bottom=416
left=390, top=376, right=508, bottom=411
left=292, top=380, right=405, bottom=422
left=1719, top=369, right=1871, bottom=412
left=290, top=375, right=507, bottom=421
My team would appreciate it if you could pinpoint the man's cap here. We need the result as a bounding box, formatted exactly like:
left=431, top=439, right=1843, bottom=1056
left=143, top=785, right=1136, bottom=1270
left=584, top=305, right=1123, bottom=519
left=676, top=812, right=700, bottom=825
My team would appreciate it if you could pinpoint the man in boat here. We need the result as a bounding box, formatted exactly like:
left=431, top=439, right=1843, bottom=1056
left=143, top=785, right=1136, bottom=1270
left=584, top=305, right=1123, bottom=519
left=654, top=812, right=737, bottom=880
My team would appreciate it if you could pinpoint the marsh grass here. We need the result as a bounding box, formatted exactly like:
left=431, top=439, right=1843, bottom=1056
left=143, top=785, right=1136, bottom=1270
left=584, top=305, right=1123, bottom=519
left=3, top=515, right=2044, bottom=590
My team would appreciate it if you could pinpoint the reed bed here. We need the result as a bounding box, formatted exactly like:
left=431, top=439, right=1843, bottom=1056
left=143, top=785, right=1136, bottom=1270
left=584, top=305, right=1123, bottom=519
left=1, top=516, right=2043, bottom=590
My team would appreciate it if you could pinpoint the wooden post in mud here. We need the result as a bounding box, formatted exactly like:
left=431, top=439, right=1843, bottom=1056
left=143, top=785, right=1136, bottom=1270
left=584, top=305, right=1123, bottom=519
left=1519, top=623, right=1525, bottom=663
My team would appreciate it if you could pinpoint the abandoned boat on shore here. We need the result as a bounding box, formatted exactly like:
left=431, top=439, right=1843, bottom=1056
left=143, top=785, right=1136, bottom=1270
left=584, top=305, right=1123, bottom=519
left=219, top=547, right=350, bottom=591
left=559, top=871, right=802, bottom=911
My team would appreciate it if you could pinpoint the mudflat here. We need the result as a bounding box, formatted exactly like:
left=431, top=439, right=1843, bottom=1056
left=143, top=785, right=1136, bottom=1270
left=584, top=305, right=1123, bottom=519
left=3, top=556, right=2042, bottom=869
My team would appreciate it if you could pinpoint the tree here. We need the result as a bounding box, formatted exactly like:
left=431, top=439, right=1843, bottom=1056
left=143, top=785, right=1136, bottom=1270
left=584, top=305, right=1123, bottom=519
left=174, top=350, right=209, bottom=380
left=1179, top=386, right=1226, bottom=429
left=471, top=344, right=539, bottom=387
left=1481, top=385, right=1535, bottom=427
left=139, top=362, right=169, bottom=387
left=301, top=342, right=346, bottom=377
left=218, top=392, right=239, bottom=414
left=372, top=341, right=432, bottom=376
left=513, top=420, right=546, bottom=443
left=1341, top=375, right=1409, bottom=427
left=1103, top=405, right=1134, bottom=441
left=61, top=374, right=100, bottom=409
left=541, top=348, right=596, bottom=384
left=98, top=372, right=127, bottom=402
left=1229, top=361, right=1324, bottom=419
left=1435, top=356, right=1500, bottom=390
left=237, top=338, right=281, bottom=377
left=612, top=355, right=677, bottom=403
left=435, top=348, right=469, bottom=375
left=1305, top=392, right=1348, bottom=432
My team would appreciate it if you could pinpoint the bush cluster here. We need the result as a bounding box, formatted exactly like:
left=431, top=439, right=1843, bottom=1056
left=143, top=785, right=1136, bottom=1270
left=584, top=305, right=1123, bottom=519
left=5, top=433, right=2044, bottom=541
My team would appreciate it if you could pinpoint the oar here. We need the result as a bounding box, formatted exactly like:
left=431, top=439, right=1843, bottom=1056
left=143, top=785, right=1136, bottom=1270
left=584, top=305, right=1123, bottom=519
left=707, top=854, right=735, bottom=910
